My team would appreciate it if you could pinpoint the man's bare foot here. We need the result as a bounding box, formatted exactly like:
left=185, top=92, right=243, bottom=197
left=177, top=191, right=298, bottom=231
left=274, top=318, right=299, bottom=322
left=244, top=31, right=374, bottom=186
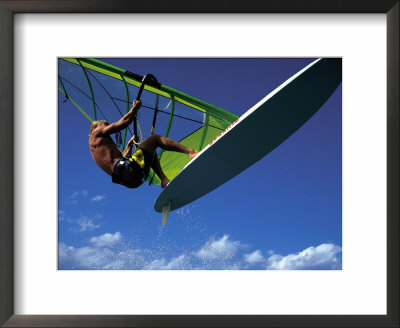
left=161, top=178, right=170, bottom=189
left=189, top=149, right=199, bottom=160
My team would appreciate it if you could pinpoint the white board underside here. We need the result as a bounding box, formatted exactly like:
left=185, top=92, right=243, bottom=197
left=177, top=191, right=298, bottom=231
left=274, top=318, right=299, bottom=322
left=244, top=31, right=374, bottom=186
left=154, top=58, right=342, bottom=213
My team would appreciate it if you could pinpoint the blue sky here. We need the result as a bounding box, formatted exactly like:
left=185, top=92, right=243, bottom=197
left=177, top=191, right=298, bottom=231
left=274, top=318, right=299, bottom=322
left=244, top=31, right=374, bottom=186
left=58, top=58, right=342, bottom=270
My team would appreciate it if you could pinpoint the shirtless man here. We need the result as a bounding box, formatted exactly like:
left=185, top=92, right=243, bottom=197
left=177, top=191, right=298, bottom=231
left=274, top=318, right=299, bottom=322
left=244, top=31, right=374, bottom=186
left=89, top=100, right=198, bottom=189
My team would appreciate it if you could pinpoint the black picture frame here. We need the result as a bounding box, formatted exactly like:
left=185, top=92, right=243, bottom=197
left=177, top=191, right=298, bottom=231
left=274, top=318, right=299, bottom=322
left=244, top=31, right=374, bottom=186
left=0, top=1, right=398, bottom=327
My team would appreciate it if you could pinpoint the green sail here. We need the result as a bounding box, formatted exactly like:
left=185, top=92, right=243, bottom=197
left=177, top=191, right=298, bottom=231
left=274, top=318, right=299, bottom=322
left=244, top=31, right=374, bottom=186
left=58, top=58, right=239, bottom=185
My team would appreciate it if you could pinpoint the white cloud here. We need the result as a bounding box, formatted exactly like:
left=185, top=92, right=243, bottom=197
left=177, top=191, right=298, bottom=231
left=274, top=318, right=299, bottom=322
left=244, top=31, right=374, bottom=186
left=69, top=190, right=88, bottom=198
left=66, top=190, right=88, bottom=204
left=144, top=255, right=191, bottom=270
left=266, top=244, right=342, bottom=270
left=90, top=232, right=122, bottom=247
left=59, top=243, right=121, bottom=270
left=194, top=234, right=243, bottom=261
left=244, top=250, right=266, bottom=266
left=91, top=194, right=106, bottom=202
left=69, top=191, right=79, bottom=199
left=59, top=238, right=147, bottom=270
left=59, top=210, right=102, bottom=233
left=59, top=232, right=342, bottom=270
left=59, top=210, right=66, bottom=221
left=76, top=216, right=101, bottom=232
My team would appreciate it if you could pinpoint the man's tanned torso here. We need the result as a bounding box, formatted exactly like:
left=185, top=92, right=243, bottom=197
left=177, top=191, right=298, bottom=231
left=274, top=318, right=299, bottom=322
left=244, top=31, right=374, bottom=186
left=89, top=127, right=122, bottom=175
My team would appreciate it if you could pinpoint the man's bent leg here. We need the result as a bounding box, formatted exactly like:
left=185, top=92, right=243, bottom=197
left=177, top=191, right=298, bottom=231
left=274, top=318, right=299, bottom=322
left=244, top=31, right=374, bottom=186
left=150, top=155, right=170, bottom=189
left=139, top=136, right=171, bottom=188
left=139, top=135, right=199, bottom=188
left=140, top=134, right=198, bottom=158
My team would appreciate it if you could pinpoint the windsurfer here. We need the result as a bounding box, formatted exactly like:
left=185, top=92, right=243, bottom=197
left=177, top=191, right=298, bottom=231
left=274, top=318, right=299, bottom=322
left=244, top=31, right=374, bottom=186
left=89, top=100, right=198, bottom=189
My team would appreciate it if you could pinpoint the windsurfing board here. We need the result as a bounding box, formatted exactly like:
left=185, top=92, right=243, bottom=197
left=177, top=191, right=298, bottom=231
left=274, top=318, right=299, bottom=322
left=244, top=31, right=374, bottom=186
left=154, top=58, right=342, bottom=219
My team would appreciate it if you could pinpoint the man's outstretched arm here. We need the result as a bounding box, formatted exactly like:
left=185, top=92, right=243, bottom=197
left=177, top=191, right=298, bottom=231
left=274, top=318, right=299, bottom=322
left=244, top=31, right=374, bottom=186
left=102, top=100, right=141, bottom=136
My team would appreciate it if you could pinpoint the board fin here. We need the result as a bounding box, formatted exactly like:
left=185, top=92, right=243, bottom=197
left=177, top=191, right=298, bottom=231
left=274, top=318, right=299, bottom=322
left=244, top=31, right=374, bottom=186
left=162, top=201, right=172, bottom=226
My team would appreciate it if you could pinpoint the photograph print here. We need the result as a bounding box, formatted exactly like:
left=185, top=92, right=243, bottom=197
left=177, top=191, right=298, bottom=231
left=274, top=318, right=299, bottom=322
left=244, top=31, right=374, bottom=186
left=58, top=57, right=342, bottom=270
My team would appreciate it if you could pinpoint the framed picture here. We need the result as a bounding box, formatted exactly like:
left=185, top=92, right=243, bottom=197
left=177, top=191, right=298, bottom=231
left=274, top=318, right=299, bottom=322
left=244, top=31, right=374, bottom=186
left=1, top=1, right=398, bottom=327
